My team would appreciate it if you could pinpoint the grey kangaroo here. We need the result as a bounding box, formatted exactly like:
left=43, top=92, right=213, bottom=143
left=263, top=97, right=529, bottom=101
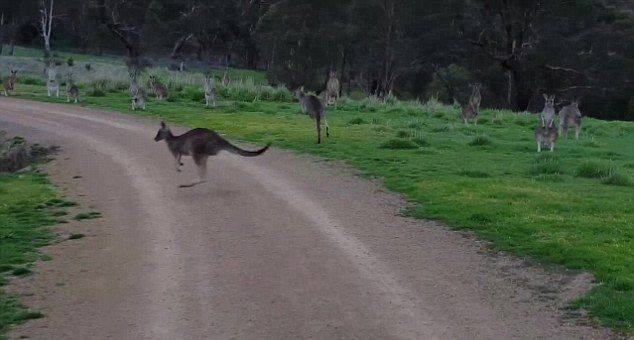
left=535, top=94, right=558, bottom=152
left=154, top=121, right=270, bottom=187
left=149, top=75, right=168, bottom=101
left=325, top=70, right=341, bottom=105
left=3, top=69, right=18, bottom=96
left=203, top=75, right=217, bottom=107
left=294, top=88, right=331, bottom=144
left=558, top=99, right=583, bottom=140
left=66, top=73, right=80, bottom=103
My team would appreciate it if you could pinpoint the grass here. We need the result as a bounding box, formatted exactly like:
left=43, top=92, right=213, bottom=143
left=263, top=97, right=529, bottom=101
left=3, top=50, right=634, bottom=333
left=0, top=173, right=61, bottom=337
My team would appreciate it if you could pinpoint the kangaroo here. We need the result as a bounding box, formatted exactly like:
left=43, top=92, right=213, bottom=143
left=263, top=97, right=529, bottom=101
left=221, top=69, right=231, bottom=87
left=558, top=99, right=583, bottom=140
left=325, top=69, right=341, bottom=105
left=2, top=69, right=18, bottom=96
left=535, top=94, right=559, bottom=152
left=154, top=121, right=270, bottom=187
left=131, top=88, right=147, bottom=111
left=66, top=74, right=80, bottom=103
left=149, top=75, right=168, bottom=100
left=295, top=88, right=331, bottom=144
left=46, top=67, right=59, bottom=98
left=129, top=70, right=147, bottom=110
left=469, top=83, right=482, bottom=112
left=203, top=75, right=217, bottom=107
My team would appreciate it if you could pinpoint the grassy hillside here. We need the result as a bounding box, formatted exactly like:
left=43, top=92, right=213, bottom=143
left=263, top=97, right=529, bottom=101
left=1, top=49, right=632, bottom=332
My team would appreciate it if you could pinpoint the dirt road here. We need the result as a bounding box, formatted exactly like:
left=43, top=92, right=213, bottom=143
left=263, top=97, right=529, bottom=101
left=0, top=98, right=609, bottom=339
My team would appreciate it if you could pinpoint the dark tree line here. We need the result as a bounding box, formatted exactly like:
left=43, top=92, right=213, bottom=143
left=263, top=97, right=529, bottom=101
left=1, top=0, right=632, bottom=119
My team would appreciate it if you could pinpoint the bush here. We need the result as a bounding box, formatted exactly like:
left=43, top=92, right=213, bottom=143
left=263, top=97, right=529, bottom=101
left=347, top=117, right=366, bottom=125
left=183, top=87, right=205, bottom=102
left=468, top=134, right=492, bottom=146
left=88, top=89, right=106, bottom=97
left=21, top=76, right=45, bottom=86
left=575, top=161, right=614, bottom=178
left=458, top=170, right=490, bottom=178
left=380, top=139, right=417, bottom=150
left=529, top=153, right=563, bottom=175
left=0, top=133, right=58, bottom=173
left=66, top=57, right=74, bottom=66
left=84, top=63, right=92, bottom=71
left=601, top=172, right=632, bottom=186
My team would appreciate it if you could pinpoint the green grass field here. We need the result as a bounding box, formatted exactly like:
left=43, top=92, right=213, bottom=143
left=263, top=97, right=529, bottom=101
left=2, top=49, right=633, bottom=332
left=0, top=173, right=68, bottom=339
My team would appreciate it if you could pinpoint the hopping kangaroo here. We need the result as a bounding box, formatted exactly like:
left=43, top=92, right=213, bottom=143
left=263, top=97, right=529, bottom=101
left=203, top=75, right=217, bottom=107
left=2, top=69, right=18, bottom=96
left=558, top=100, right=583, bottom=139
left=324, top=70, right=341, bottom=105
left=149, top=75, right=168, bottom=100
left=535, top=94, right=559, bottom=152
left=66, top=74, right=80, bottom=103
left=295, top=88, right=331, bottom=144
left=154, top=121, right=270, bottom=188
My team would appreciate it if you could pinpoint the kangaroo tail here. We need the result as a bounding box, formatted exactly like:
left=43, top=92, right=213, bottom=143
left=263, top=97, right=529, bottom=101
left=225, top=141, right=271, bottom=157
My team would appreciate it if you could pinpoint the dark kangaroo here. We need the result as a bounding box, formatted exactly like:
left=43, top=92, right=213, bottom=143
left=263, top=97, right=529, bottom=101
left=154, top=121, right=270, bottom=188
left=294, top=88, right=331, bottom=144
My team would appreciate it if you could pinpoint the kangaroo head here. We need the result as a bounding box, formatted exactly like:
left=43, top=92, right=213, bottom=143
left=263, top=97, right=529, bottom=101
left=294, top=87, right=305, bottom=99
left=154, top=121, right=171, bottom=142
left=329, top=70, right=337, bottom=78
left=542, top=94, right=555, bottom=108
left=472, top=83, right=482, bottom=93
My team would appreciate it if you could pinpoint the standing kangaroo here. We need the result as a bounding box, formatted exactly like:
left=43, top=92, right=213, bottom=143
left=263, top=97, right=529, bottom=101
left=469, top=83, right=482, bottom=112
left=129, top=71, right=147, bottom=110
left=295, top=88, right=331, bottom=144
left=535, top=94, right=559, bottom=152
left=66, top=73, right=80, bottom=103
left=46, top=66, right=59, bottom=98
left=325, top=70, right=341, bottom=105
left=221, top=69, right=231, bottom=87
left=149, top=75, right=168, bottom=100
left=203, top=75, right=217, bottom=107
left=2, top=69, right=18, bottom=96
left=154, top=121, right=270, bottom=187
left=558, top=100, right=583, bottom=140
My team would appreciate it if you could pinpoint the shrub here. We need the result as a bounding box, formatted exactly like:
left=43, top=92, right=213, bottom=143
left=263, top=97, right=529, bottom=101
left=380, top=139, right=417, bottom=150
left=468, top=134, right=492, bottom=146
left=183, top=87, right=205, bottom=102
left=601, top=172, right=632, bottom=186
left=84, top=63, right=92, bottom=71
left=458, top=170, right=490, bottom=178
left=411, top=131, right=430, bottom=147
left=66, top=57, right=74, bottom=66
left=348, top=117, right=366, bottom=125
left=88, top=89, right=106, bottom=97
left=21, top=76, right=45, bottom=86
left=575, top=161, right=613, bottom=178
left=529, top=153, right=563, bottom=175
left=396, top=130, right=411, bottom=138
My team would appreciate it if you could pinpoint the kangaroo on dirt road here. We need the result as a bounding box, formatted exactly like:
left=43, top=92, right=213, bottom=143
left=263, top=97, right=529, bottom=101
left=295, top=88, right=331, bottom=144
left=154, top=121, right=270, bottom=187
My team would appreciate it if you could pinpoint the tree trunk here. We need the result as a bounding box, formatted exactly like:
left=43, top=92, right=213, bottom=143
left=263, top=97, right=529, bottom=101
left=506, top=66, right=531, bottom=111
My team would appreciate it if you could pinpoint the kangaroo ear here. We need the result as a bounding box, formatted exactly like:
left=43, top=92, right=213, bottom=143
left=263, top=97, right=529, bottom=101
left=160, top=121, right=166, bottom=128
left=543, top=94, right=548, bottom=100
